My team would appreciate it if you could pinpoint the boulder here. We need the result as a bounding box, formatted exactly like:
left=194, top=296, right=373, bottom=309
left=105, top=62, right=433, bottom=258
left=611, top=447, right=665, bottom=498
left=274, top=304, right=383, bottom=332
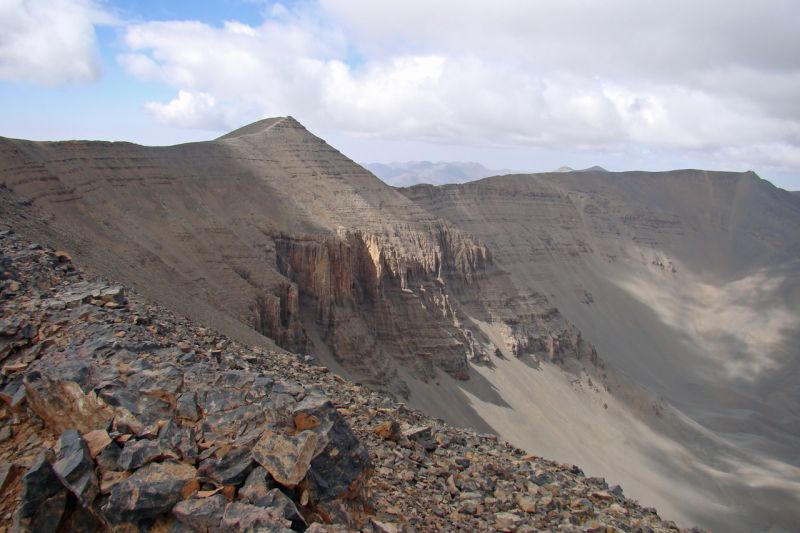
left=103, top=461, right=197, bottom=523
left=29, top=490, right=69, bottom=533
left=252, top=429, right=318, bottom=487
left=173, top=493, right=226, bottom=532
left=402, top=425, right=437, bottom=452
left=52, top=429, right=99, bottom=506
left=23, top=372, right=115, bottom=433
left=18, top=452, right=63, bottom=519
left=293, top=394, right=370, bottom=501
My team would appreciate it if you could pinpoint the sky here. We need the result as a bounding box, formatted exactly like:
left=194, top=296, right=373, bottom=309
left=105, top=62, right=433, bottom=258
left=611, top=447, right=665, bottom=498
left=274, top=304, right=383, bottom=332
left=1, top=1, right=799, bottom=190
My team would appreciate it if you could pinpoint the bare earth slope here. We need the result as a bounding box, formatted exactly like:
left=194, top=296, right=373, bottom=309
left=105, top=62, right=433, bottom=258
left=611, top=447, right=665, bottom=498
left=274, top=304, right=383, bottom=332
left=1, top=120, right=798, bottom=531
left=401, top=171, right=800, bottom=531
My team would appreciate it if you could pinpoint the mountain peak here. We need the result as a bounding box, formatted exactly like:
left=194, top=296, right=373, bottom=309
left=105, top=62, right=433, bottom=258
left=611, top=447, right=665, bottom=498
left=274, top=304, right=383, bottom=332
left=215, top=116, right=305, bottom=141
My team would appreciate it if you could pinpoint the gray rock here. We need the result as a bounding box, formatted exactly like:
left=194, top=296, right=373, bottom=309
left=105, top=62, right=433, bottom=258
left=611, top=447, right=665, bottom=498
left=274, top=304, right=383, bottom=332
left=198, top=445, right=254, bottom=486
left=18, top=451, right=63, bottom=519
left=176, top=392, right=200, bottom=422
left=221, top=502, right=293, bottom=532
left=258, top=488, right=307, bottom=531
left=160, top=419, right=198, bottom=463
left=173, top=493, right=226, bottom=532
left=29, top=490, right=69, bottom=533
left=402, top=425, right=437, bottom=452
left=103, top=461, right=197, bottom=523
left=117, top=438, right=164, bottom=470
left=293, top=394, right=370, bottom=502
left=238, top=466, right=274, bottom=506
left=95, top=441, right=122, bottom=472
left=52, top=429, right=99, bottom=507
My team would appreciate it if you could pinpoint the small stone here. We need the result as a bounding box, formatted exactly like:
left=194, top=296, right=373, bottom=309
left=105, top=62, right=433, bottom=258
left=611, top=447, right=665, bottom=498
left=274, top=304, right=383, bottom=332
left=494, top=511, right=523, bottom=532
left=221, top=502, right=291, bottom=531
left=83, top=429, right=112, bottom=458
left=54, top=250, right=72, bottom=263
left=373, top=420, right=401, bottom=441
left=0, top=462, right=23, bottom=494
left=198, top=445, right=255, bottom=486
left=516, top=494, right=536, bottom=513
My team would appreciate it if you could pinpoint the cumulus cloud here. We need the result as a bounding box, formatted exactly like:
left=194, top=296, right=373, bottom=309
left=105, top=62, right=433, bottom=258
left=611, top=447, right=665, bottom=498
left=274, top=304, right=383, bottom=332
left=0, top=0, right=113, bottom=85
left=118, top=1, right=800, bottom=177
left=145, top=90, right=227, bottom=130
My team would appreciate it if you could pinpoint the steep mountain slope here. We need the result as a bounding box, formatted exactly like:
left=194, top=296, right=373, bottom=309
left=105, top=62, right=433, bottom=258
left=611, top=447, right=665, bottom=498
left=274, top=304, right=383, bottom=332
left=401, top=170, right=800, bottom=531
left=0, top=116, right=594, bottom=400
left=0, top=119, right=798, bottom=531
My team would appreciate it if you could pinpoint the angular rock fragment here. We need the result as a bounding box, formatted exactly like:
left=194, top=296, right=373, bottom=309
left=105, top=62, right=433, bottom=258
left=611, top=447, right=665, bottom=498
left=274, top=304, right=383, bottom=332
left=293, top=394, right=370, bottom=501
left=0, top=462, right=23, bottom=494
left=103, top=461, right=197, bottom=523
left=258, top=488, right=307, bottom=531
left=198, top=445, right=254, bottom=486
left=23, top=372, right=115, bottom=433
left=173, top=493, right=226, bottom=532
left=237, top=466, right=274, bottom=506
left=252, top=429, right=318, bottom=487
left=29, top=490, right=70, bottom=533
left=52, top=428, right=99, bottom=506
left=402, top=425, right=437, bottom=452
left=18, top=451, right=63, bottom=519
left=117, top=438, right=164, bottom=470
left=221, top=502, right=293, bottom=532
left=176, top=391, right=200, bottom=422
left=83, top=429, right=112, bottom=458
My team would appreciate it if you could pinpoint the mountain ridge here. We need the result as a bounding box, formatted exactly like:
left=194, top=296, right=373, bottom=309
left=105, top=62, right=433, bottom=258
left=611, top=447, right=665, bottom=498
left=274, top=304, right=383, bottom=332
left=1, top=117, right=799, bottom=532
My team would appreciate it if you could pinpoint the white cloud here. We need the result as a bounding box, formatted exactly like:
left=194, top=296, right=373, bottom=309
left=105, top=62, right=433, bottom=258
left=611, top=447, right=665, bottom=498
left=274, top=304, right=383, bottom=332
left=117, top=1, right=800, bottom=178
left=145, top=90, right=226, bottom=130
left=0, top=0, right=113, bottom=86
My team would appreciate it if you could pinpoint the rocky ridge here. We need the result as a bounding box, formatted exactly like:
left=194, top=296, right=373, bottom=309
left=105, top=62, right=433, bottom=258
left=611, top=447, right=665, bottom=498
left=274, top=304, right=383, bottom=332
left=0, top=229, right=696, bottom=532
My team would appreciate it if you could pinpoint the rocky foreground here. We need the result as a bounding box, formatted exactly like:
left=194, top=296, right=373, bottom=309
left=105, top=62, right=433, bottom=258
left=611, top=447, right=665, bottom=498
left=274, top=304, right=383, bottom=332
left=0, top=229, right=697, bottom=532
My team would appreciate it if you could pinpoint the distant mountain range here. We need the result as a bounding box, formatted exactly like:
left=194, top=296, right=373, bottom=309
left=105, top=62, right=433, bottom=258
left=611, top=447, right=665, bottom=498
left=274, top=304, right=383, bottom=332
left=365, top=161, right=514, bottom=186
left=367, top=161, right=609, bottom=186
left=553, top=165, right=609, bottom=173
